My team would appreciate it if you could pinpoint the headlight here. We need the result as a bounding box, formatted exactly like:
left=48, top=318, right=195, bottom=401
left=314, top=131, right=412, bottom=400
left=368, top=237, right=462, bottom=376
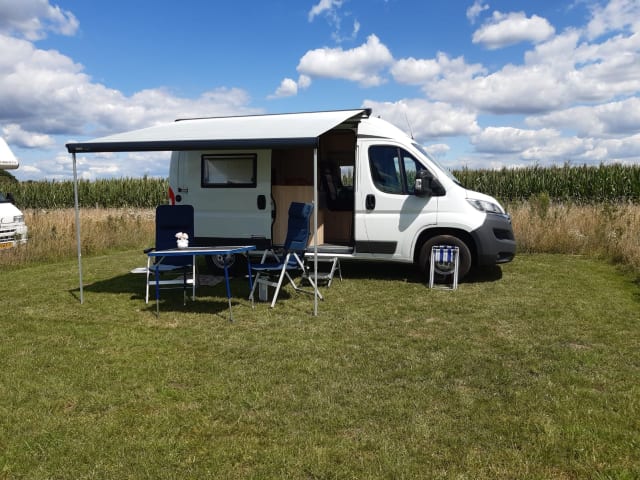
left=13, top=215, right=24, bottom=223
left=467, top=198, right=505, bottom=214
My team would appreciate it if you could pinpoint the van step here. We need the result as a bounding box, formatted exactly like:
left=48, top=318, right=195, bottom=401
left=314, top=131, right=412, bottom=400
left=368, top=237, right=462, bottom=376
left=315, top=244, right=353, bottom=255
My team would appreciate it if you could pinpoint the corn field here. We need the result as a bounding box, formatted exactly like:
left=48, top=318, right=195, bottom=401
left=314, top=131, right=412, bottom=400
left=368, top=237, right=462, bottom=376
left=1, top=165, right=640, bottom=209
left=0, top=177, right=169, bottom=209
left=455, top=164, right=640, bottom=203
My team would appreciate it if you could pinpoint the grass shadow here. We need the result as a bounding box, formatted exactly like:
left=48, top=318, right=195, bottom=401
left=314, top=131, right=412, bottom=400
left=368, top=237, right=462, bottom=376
left=77, top=271, right=257, bottom=317
left=338, top=260, right=503, bottom=284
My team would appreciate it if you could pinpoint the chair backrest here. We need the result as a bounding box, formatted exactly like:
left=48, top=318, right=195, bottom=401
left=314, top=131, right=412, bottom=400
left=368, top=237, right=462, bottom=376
left=155, top=204, right=194, bottom=265
left=283, top=202, right=313, bottom=253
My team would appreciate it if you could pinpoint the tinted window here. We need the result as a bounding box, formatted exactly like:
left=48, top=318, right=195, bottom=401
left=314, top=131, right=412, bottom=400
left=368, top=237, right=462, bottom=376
left=369, top=146, right=425, bottom=194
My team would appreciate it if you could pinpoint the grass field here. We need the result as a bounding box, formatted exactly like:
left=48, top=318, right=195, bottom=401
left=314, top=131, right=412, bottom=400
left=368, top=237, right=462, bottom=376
left=1, top=250, right=638, bottom=478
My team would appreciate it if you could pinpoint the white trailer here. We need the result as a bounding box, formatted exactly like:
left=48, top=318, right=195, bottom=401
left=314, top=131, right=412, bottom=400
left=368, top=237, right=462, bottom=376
left=0, top=138, right=28, bottom=249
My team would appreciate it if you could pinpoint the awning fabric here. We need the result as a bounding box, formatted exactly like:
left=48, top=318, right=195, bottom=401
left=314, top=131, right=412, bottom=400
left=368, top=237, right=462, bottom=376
left=66, top=109, right=369, bottom=153
left=0, top=138, right=19, bottom=169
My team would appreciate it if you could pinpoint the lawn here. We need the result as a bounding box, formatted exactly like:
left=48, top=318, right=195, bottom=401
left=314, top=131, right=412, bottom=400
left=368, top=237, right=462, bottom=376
left=1, top=252, right=639, bottom=479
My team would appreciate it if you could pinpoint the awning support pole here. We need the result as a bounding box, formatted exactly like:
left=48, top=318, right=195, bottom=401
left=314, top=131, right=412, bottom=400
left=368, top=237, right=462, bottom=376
left=72, top=152, right=84, bottom=304
left=313, top=147, right=318, bottom=316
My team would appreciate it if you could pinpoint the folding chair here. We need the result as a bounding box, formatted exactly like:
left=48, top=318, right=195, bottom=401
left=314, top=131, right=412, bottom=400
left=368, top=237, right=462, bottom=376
left=144, top=205, right=196, bottom=304
left=428, top=245, right=459, bottom=290
left=249, top=202, right=323, bottom=308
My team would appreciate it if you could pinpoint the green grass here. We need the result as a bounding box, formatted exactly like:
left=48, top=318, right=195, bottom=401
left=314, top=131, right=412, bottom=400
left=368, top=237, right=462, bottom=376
left=1, top=252, right=639, bottom=479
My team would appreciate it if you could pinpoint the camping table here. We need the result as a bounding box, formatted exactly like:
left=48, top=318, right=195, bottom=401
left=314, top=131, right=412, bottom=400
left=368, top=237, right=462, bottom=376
left=148, top=245, right=256, bottom=321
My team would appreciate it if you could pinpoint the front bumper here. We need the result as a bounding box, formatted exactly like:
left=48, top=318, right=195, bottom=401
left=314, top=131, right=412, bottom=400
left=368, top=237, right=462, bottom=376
left=471, top=213, right=516, bottom=267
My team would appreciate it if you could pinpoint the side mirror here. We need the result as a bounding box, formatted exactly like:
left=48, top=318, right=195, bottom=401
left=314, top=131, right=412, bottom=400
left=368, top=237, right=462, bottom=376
left=414, top=170, right=445, bottom=197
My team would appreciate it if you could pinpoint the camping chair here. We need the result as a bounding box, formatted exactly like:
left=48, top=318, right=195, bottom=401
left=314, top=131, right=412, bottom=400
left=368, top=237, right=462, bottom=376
left=144, top=204, right=196, bottom=304
left=249, top=202, right=323, bottom=308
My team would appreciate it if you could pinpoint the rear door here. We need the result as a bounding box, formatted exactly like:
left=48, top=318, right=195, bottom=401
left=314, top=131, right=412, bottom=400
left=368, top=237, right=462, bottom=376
left=174, top=149, right=272, bottom=244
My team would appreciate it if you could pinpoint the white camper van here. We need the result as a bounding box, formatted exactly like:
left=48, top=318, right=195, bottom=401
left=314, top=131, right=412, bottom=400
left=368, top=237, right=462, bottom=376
left=0, top=138, right=28, bottom=249
left=166, top=109, right=515, bottom=279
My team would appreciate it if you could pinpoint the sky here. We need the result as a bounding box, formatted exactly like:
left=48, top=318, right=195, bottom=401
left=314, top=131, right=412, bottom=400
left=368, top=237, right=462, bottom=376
left=1, top=0, right=639, bottom=181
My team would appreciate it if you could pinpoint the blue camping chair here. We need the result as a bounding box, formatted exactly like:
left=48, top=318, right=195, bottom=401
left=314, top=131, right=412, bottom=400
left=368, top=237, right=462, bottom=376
left=249, top=202, right=323, bottom=308
left=144, top=204, right=196, bottom=304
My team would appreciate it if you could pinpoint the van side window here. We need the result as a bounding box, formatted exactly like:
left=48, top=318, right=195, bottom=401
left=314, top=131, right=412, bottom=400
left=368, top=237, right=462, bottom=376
left=369, top=146, right=425, bottom=194
left=201, top=154, right=257, bottom=188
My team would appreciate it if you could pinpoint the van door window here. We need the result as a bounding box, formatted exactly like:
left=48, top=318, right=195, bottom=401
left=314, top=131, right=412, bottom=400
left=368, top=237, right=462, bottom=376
left=369, top=145, right=425, bottom=194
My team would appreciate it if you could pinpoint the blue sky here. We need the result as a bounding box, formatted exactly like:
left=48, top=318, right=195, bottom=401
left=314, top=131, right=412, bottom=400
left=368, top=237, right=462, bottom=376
left=1, top=0, right=639, bottom=180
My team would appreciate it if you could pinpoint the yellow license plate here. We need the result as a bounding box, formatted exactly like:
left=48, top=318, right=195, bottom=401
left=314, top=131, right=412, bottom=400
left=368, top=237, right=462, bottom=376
left=0, top=241, right=13, bottom=249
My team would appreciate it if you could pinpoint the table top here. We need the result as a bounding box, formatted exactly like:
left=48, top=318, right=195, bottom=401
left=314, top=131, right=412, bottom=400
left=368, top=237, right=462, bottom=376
left=148, top=245, right=256, bottom=257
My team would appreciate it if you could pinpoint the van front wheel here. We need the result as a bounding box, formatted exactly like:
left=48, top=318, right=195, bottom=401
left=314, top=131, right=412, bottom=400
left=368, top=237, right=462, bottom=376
left=419, top=235, right=472, bottom=279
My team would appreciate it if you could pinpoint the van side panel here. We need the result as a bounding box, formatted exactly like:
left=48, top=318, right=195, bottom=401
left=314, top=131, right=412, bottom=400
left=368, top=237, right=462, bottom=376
left=170, top=149, right=272, bottom=245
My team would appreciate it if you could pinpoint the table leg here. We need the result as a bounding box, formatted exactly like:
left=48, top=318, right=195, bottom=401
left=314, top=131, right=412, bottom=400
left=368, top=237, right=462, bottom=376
left=192, top=255, right=196, bottom=300
left=154, top=263, right=160, bottom=317
left=223, top=260, right=233, bottom=322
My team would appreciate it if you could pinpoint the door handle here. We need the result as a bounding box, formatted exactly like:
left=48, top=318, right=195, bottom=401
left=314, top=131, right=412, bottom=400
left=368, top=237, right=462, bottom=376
left=257, top=195, right=266, bottom=210
left=366, top=194, right=376, bottom=210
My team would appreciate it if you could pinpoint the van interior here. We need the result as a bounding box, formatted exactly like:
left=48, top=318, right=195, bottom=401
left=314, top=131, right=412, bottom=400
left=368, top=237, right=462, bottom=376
left=270, top=128, right=356, bottom=253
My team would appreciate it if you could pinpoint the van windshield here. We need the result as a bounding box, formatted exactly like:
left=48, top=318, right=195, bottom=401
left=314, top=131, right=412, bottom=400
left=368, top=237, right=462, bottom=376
left=413, top=143, right=461, bottom=185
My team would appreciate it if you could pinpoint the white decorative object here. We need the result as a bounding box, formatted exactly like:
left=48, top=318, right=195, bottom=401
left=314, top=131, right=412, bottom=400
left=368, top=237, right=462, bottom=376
left=175, top=232, right=189, bottom=248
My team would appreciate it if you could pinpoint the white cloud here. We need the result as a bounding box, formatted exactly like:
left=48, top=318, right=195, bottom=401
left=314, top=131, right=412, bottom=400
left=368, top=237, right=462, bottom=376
left=471, top=126, right=560, bottom=153
left=391, top=57, right=441, bottom=85
left=269, top=78, right=299, bottom=99
left=466, top=1, right=489, bottom=24
left=268, top=75, right=312, bottom=99
left=526, top=97, right=640, bottom=137
left=308, top=0, right=343, bottom=22
left=364, top=99, right=481, bottom=140
left=0, top=33, right=259, bottom=141
left=423, top=143, right=450, bottom=158
left=426, top=63, right=568, bottom=114
left=308, top=0, right=358, bottom=43
left=2, top=123, right=54, bottom=148
left=393, top=52, right=485, bottom=86
left=297, top=34, right=393, bottom=87
left=472, top=11, right=555, bottom=49
left=0, top=0, right=79, bottom=40
left=298, top=74, right=312, bottom=90
left=586, top=0, right=640, bottom=40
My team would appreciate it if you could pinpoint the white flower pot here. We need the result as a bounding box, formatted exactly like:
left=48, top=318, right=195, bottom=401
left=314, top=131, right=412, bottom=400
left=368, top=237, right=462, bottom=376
left=177, top=239, right=189, bottom=249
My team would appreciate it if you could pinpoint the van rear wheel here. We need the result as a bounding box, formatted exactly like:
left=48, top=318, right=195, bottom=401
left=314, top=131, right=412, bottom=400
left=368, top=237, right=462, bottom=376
left=205, top=253, right=248, bottom=277
left=419, top=235, right=472, bottom=279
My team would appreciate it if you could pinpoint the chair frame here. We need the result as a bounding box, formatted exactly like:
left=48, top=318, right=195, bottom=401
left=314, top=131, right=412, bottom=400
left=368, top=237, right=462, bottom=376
left=144, top=205, right=197, bottom=305
left=428, top=245, right=459, bottom=290
left=249, top=202, right=323, bottom=308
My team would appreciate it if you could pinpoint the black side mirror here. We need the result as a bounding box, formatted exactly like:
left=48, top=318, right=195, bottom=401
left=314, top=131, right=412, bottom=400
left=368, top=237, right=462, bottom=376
left=414, top=170, right=445, bottom=197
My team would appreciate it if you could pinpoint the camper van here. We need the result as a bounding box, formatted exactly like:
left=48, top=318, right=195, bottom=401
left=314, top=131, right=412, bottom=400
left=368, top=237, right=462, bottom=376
left=0, top=138, right=28, bottom=249
left=166, top=109, right=515, bottom=279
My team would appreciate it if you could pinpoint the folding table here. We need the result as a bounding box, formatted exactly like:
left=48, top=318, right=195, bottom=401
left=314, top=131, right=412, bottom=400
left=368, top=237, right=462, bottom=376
left=147, top=245, right=256, bottom=320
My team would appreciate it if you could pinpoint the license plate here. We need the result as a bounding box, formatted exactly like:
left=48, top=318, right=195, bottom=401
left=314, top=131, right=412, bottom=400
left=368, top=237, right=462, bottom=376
left=0, top=241, right=13, bottom=249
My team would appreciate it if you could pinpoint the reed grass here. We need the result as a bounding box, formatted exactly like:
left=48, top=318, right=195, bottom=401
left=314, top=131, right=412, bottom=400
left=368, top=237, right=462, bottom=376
left=0, top=208, right=155, bottom=268
left=509, top=199, right=640, bottom=272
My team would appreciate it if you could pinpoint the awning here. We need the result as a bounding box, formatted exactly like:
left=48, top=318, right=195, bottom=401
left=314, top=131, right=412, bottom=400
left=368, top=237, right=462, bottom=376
left=66, top=108, right=370, bottom=153
left=0, top=138, right=19, bottom=169
left=67, top=108, right=371, bottom=315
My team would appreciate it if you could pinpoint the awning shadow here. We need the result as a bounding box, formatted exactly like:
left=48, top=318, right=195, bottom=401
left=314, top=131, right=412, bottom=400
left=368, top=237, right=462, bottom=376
left=72, top=272, right=255, bottom=316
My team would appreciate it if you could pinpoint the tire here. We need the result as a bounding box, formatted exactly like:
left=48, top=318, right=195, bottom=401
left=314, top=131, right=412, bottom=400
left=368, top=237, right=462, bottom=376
left=419, top=235, right=472, bottom=279
left=205, top=253, right=248, bottom=276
